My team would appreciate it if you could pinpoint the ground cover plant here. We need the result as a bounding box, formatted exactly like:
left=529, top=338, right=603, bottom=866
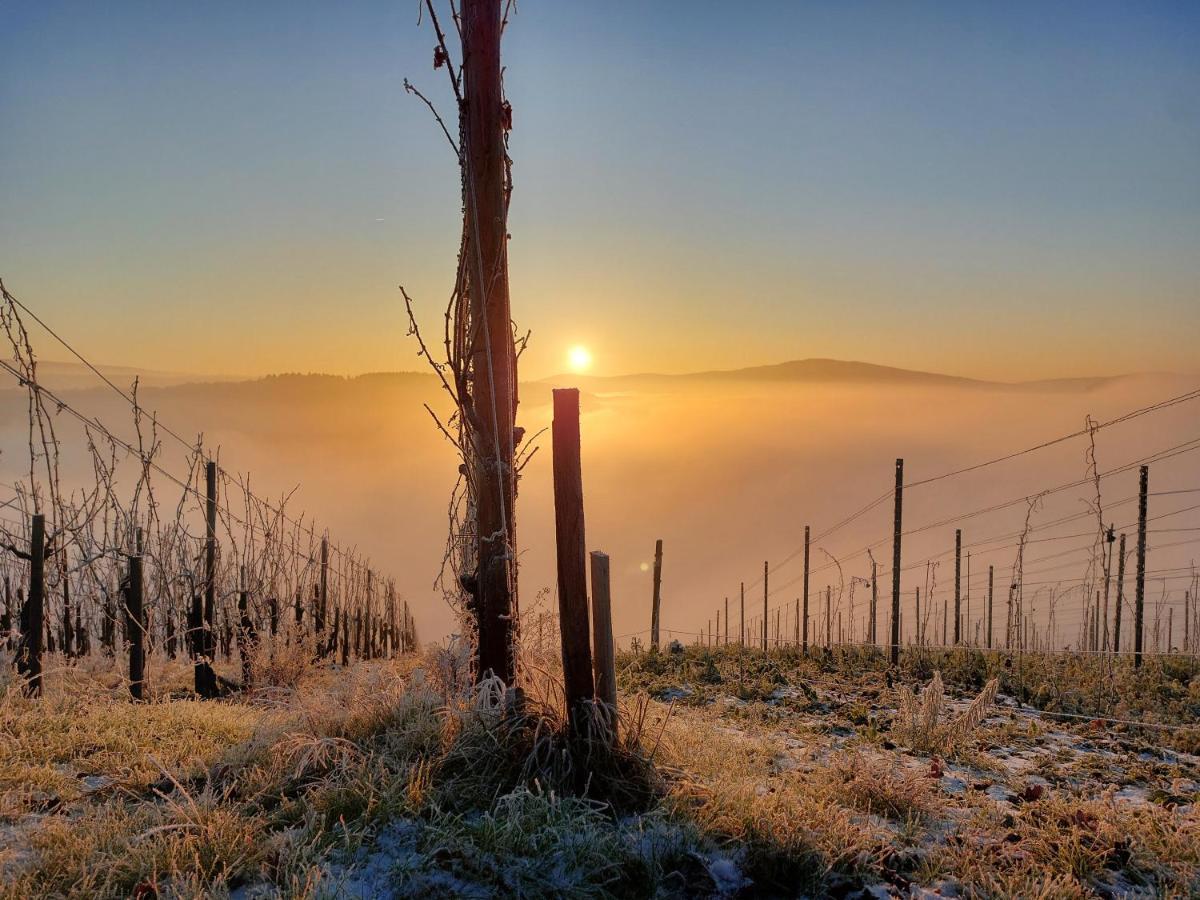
left=1, top=640, right=1197, bottom=898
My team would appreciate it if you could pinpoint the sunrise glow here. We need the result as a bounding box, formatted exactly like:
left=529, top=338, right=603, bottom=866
left=567, top=345, right=593, bottom=373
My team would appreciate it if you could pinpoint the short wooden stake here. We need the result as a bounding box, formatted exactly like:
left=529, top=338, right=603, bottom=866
left=590, top=551, right=617, bottom=721
left=552, top=388, right=595, bottom=730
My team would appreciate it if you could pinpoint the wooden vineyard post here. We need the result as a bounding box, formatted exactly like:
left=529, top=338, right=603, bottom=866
left=953, top=529, right=962, bottom=645
left=1102, top=526, right=1115, bottom=651
left=761, top=561, right=768, bottom=651
left=61, top=563, right=73, bottom=659
left=20, top=513, right=46, bottom=697
left=651, top=539, right=663, bottom=651
left=825, top=586, right=832, bottom=648
left=0, top=577, right=9, bottom=653
left=1185, top=591, right=1190, bottom=657
left=890, top=459, right=903, bottom=667
left=915, top=588, right=921, bottom=647
left=1134, top=466, right=1148, bottom=669
left=196, top=460, right=218, bottom=698
left=591, top=551, right=617, bottom=719
left=341, top=604, right=350, bottom=666
left=1114, top=533, right=1126, bottom=654
left=739, top=583, right=745, bottom=646
left=965, top=551, right=971, bottom=646
left=363, top=587, right=369, bottom=659
left=869, top=558, right=878, bottom=646
left=552, top=389, right=595, bottom=731
left=318, top=537, right=328, bottom=642
left=238, top=565, right=255, bottom=689
left=802, top=525, right=810, bottom=652
left=127, top=551, right=145, bottom=701
left=724, top=597, right=729, bottom=645
left=987, top=565, right=994, bottom=649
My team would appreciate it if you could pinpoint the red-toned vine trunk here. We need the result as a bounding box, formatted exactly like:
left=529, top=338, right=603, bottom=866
left=463, top=0, right=517, bottom=683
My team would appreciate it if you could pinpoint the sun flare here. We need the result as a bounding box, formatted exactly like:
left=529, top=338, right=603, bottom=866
left=567, top=344, right=593, bottom=373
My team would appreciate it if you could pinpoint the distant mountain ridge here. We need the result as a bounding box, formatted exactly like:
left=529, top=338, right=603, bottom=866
left=19, top=360, right=242, bottom=393
left=539, top=358, right=1148, bottom=392
left=9, top=357, right=1174, bottom=396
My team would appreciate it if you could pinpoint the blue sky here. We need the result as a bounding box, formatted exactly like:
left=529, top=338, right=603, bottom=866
left=1, top=1, right=1198, bottom=378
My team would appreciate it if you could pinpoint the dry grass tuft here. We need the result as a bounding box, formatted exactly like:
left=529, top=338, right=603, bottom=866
left=893, top=670, right=999, bottom=753
left=822, top=751, right=937, bottom=823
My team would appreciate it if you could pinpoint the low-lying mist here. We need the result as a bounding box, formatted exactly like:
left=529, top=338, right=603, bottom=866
left=2, top=364, right=1196, bottom=648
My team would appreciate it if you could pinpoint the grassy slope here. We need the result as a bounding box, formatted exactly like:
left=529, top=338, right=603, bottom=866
left=0, top=643, right=1197, bottom=898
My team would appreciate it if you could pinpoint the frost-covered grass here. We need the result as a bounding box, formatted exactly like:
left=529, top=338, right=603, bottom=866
left=2, top=642, right=1197, bottom=897
left=0, top=645, right=677, bottom=898
left=623, top=644, right=1200, bottom=897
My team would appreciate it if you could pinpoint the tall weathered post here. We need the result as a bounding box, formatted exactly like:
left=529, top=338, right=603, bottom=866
left=739, top=583, right=745, bottom=645
left=0, top=576, right=9, bottom=652
left=761, top=561, right=768, bottom=651
left=825, top=586, right=832, bottom=648
left=196, top=460, right=218, bottom=698
left=127, top=552, right=145, bottom=701
left=650, top=539, right=663, bottom=651
left=61, top=565, right=73, bottom=658
left=1114, top=533, right=1126, bottom=654
left=869, top=558, right=878, bottom=645
left=20, top=513, right=46, bottom=696
left=965, top=551, right=971, bottom=645
left=986, top=565, right=994, bottom=649
left=341, top=603, right=350, bottom=666
left=463, top=0, right=518, bottom=685
left=890, top=459, right=904, bottom=666
left=238, top=570, right=254, bottom=689
left=318, top=537, right=329, bottom=639
left=802, top=525, right=811, bottom=652
left=1134, top=466, right=1148, bottom=669
left=1184, top=590, right=1190, bottom=656
left=1102, top=526, right=1115, bottom=651
left=552, top=389, right=594, bottom=730
left=953, top=529, right=962, bottom=644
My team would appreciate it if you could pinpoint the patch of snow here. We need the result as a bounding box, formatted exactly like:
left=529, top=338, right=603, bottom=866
left=704, top=853, right=751, bottom=896
left=1112, top=785, right=1151, bottom=805
left=985, top=784, right=1012, bottom=803
left=320, top=820, right=424, bottom=899
left=940, top=776, right=967, bottom=795
left=79, top=775, right=112, bottom=792
left=657, top=686, right=693, bottom=702
left=770, top=752, right=800, bottom=774
left=910, top=879, right=960, bottom=898
left=861, top=883, right=898, bottom=899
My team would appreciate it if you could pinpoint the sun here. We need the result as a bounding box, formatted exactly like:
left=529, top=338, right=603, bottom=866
left=567, top=344, right=593, bottom=373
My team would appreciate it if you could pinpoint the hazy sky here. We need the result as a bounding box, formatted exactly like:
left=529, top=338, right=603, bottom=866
left=2, top=1, right=1198, bottom=380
